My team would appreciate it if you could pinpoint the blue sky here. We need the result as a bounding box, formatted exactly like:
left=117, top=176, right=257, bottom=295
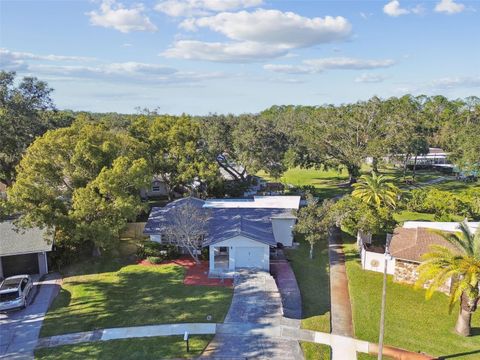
left=1, top=0, right=479, bottom=114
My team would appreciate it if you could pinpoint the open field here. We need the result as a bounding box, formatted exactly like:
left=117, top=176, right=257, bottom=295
left=40, top=264, right=232, bottom=337
left=343, top=235, right=480, bottom=359
left=258, top=166, right=453, bottom=200
left=35, top=336, right=211, bottom=360
left=286, top=239, right=331, bottom=360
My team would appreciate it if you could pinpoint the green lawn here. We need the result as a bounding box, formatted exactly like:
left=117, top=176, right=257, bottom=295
left=424, top=179, right=480, bottom=194
left=35, top=335, right=211, bottom=360
left=40, top=264, right=232, bottom=337
left=286, top=240, right=331, bottom=360
left=343, top=238, right=480, bottom=359
left=257, top=166, right=449, bottom=200
left=258, top=167, right=351, bottom=199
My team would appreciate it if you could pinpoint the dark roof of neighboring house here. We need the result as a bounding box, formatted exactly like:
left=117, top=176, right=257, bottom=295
left=144, top=197, right=291, bottom=247
left=0, top=221, right=53, bottom=257
left=389, top=227, right=459, bottom=263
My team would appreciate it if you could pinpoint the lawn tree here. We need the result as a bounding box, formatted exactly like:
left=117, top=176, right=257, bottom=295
left=0, top=71, right=73, bottom=186
left=352, top=173, right=400, bottom=210
left=163, top=202, right=211, bottom=264
left=130, top=115, right=219, bottom=199
left=199, top=114, right=248, bottom=182
left=416, top=221, right=480, bottom=336
left=294, top=194, right=334, bottom=259
left=8, top=120, right=150, bottom=257
left=232, top=114, right=290, bottom=179
left=71, top=157, right=151, bottom=256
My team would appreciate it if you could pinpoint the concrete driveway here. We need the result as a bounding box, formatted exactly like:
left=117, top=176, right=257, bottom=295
left=0, top=274, right=60, bottom=360
left=201, top=270, right=303, bottom=360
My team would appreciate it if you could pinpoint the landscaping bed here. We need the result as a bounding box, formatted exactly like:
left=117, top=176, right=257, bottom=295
left=35, top=335, right=211, bottom=359
left=40, top=264, right=233, bottom=337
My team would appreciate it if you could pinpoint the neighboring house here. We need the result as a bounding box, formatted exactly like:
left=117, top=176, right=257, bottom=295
left=140, top=175, right=170, bottom=199
left=144, top=196, right=300, bottom=276
left=0, top=221, right=53, bottom=279
left=359, top=221, right=479, bottom=294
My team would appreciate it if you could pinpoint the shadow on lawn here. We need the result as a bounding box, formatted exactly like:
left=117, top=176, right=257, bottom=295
left=285, top=237, right=331, bottom=325
left=438, top=348, right=480, bottom=359
left=41, top=265, right=232, bottom=337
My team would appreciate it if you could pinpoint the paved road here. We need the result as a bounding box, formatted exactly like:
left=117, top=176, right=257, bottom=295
left=201, top=270, right=303, bottom=360
left=0, top=274, right=60, bottom=360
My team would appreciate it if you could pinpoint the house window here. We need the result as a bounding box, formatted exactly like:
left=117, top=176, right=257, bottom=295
left=152, top=182, right=160, bottom=192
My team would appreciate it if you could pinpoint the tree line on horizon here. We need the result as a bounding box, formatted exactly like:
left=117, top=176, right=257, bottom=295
left=1, top=70, right=479, bottom=261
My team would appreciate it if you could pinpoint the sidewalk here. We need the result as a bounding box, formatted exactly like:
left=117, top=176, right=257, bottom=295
left=328, top=226, right=356, bottom=360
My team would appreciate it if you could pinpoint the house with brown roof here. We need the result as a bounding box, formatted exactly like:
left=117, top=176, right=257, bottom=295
left=359, top=221, right=479, bottom=294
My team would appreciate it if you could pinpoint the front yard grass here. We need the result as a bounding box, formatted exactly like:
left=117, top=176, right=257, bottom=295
left=286, top=239, right=331, bottom=360
left=343, top=238, right=480, bottom=359
left=35, top=335, right=211, bottom=360
left=40, top=264, right=232, bottom=337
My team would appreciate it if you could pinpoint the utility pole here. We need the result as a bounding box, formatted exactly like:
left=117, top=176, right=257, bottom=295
left=378, top=235, right=392, bottom=360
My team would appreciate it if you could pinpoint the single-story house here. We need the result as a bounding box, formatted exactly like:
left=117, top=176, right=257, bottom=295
left=140, top=175, right=170, bottom=199
left=0, top=221, right=53, bottom=279
left=144, top=196, right=300, bottom=275
left=359, top=221, right=479, bottom=293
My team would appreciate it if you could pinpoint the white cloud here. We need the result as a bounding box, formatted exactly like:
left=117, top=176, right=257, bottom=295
left=0, top=48, right=94, bottom=70
left=1, top=48, right=224, bottom=85
left=264, top=57, right=396, bottom=74
left=162, top=40, right=288, bottom=62
left=87, top=0, right=157, bottom=33
left=155, top=0, right=263, bottom=17
left=383, top=1, right=410, bottom=16
left=263, top=64, right=311, bottom=74
left=181, top=9, right=351, bottom=48
left=431, top=76, right=480, bottom=88
left=167, top=9, right=352, bottom=62
left=355, top=73, right=387, bottom=83
left=411, top=4, right=426, bottom=14
left=434, top=0, right=465, bottom=14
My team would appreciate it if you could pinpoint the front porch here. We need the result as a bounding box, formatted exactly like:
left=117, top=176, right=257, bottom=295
left=209, top=246, right=236, bottom=278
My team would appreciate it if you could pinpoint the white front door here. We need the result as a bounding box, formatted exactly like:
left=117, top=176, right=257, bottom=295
left=235, top=247, right=264, bottom=268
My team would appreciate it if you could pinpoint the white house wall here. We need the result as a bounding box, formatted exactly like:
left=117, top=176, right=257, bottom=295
left=271, top=218, right=296, bottom=247
left=361, top=248, right=396, bottom=275
left=150, top=235, right=161, bottom=243
left=210, top=235, right=269, bottom=271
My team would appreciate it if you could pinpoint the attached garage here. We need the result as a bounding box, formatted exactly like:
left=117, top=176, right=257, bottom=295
left=235, top=247, right=266, bottom=268
left=0, top=220, right=53, bottom=279
left=208, top=235, right=271, bottom=273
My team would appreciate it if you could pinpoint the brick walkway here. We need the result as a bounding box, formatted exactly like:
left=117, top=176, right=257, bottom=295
left=270, top=250, right=302, bottom=320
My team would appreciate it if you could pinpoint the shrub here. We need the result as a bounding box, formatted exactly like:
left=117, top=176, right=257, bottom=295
left=136, top=241, right=180, bottom=260
left=146, top=256, right=164, bottom=264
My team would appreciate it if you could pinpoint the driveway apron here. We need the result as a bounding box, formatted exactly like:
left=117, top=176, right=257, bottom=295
left=0, top=274, right=60, bottom=360
left=201, top=270, right=303, bottom=360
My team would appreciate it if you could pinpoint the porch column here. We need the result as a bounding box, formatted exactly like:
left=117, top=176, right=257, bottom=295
left=209, top=246, right=215, bottom=273
left=229, top=246, right=235, bottom=271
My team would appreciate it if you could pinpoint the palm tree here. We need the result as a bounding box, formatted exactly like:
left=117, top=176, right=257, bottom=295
left=352, top=173, right=399, bottom=209
left=416, top=221, right=480, bottom=336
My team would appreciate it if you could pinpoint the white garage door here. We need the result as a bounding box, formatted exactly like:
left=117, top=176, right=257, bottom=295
left=235, top=247, right=264, bottom=269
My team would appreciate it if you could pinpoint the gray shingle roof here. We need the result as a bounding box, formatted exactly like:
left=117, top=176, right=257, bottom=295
left=144, top=197, right=293, bottom=247
left=0, top=221, right=53, bottom=256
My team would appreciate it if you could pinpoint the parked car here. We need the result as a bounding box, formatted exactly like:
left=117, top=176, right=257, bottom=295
left=0, top=275, right=33, bottom=311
